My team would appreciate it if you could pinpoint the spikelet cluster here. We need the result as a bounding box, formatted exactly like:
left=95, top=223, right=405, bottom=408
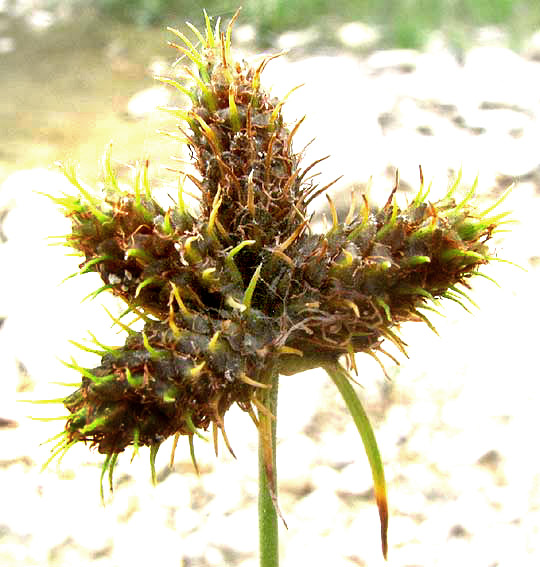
left=47, top=11, right=511, bottom=496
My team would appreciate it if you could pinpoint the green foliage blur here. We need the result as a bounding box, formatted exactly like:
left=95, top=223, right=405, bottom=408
left=93, top=0, right=540, bottom=49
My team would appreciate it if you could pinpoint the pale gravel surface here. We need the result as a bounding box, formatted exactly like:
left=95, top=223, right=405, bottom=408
left=1, top=21, right=540, bottom=567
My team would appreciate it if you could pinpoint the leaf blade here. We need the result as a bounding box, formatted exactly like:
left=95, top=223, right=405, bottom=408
left=323, top=361, right=388, bottom=560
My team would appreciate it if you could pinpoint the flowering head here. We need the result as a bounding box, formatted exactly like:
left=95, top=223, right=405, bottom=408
left=43, top=10, right=514, bottom=560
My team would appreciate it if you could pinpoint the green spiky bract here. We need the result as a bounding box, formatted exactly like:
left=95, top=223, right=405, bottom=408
left=44, top=8, right=513, bottom=565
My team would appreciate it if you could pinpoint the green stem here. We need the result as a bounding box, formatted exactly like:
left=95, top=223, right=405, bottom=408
left=258, top=367, right=280, bottom=567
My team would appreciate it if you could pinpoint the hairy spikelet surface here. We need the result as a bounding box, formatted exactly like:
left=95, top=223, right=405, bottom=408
left=47, top=12, right=512, bottom=481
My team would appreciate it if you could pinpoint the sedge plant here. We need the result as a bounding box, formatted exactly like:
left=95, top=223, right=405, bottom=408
left=41, top=8, right=514, bottom=565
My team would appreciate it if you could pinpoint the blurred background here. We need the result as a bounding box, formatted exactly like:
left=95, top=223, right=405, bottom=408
left=1, top=1, right=540, bottom=566
left=2, top=0, right=540, bottom=184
